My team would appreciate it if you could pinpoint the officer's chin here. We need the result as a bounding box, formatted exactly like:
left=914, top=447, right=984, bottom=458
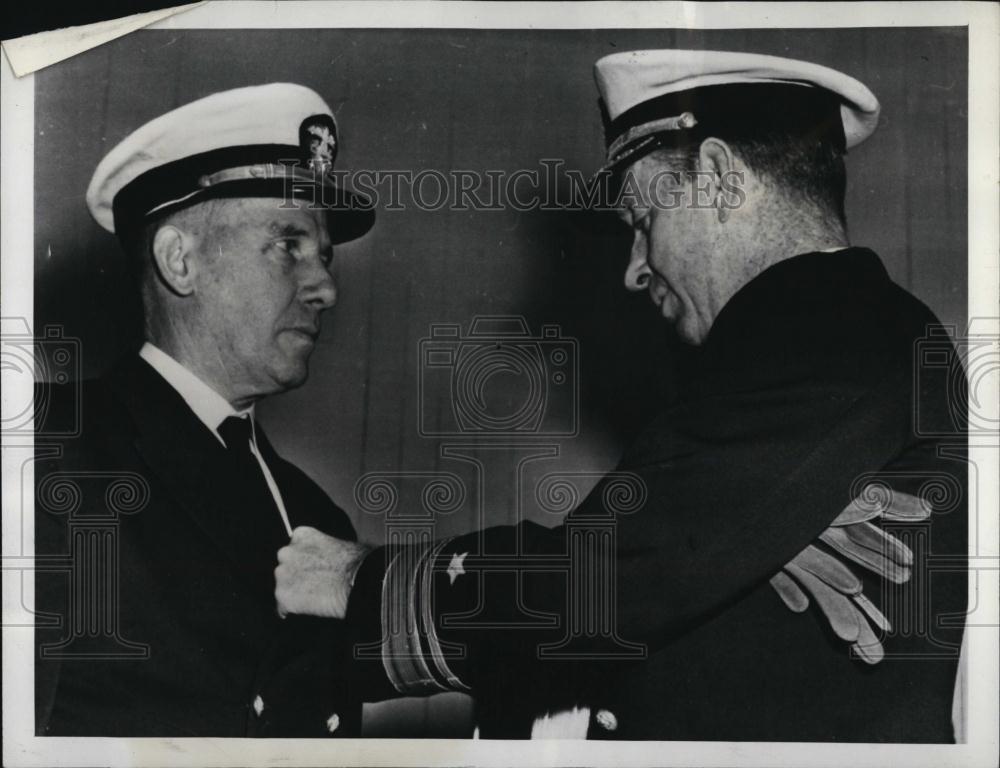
left=671, top=314, right=708, bottom=347
left=268, top=352, right=312, bottom=393
left=283, top=361, right=311, bottom=390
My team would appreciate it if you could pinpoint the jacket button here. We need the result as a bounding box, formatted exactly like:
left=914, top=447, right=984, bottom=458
left=595, top=709, right=618, bottom=732
left=326, top=713, right=340, bottom=733
left=252, top=695, right=264, bottom=716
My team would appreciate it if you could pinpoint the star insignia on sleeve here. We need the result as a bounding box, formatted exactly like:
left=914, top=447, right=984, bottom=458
left=446, top=552, right=468, bottom=585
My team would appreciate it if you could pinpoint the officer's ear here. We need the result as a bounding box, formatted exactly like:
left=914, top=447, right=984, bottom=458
left=696, top=137, right=741, bottom=224
left=150, top=224, right=198, bottom=296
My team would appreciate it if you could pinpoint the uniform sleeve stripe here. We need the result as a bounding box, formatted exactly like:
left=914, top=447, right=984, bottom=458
left=380, top=543, right=449, bottom=695
left=413, top=540, right=454, bottom=691
left=419, top=539, right=472, bottom=692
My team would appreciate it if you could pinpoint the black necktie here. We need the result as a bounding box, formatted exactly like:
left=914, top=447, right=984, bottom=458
left=218, top=414, right=257, bottom=459
left=217, top=415, right=289, bottom=592
left=218, top=414, right=285, bottom=518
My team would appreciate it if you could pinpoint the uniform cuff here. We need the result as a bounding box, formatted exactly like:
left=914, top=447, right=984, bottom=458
left=381, top=537, right=471, bottom=695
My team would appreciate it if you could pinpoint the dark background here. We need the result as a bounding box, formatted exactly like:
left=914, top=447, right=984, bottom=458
left=34, top=27, right=967, bottom=735
left=1, top=0, right=173, bottom=40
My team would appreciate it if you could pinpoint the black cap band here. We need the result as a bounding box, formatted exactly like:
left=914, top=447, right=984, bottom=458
left=603, top=82, right=846, bottom=171
left=112, top=143, right=374, bottom=244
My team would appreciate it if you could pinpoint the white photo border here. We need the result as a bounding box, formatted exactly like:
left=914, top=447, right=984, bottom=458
left=3, top=2, right=997, bottom=767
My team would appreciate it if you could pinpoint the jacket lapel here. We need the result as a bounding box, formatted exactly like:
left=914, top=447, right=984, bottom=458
left=108, top=356, right=284, bottom=598
left=253, top=425, right=356, bottom=541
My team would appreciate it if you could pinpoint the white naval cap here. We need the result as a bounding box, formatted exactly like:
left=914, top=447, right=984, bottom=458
left=86, top=82, right=374, bottom=243
left=594, top=49, right=880, bottom=172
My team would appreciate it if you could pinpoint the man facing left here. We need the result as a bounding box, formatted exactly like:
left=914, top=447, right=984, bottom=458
left=34, top=84, right=374, bottom=737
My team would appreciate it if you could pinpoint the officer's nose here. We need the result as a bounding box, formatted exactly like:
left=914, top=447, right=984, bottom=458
left=623, top=235, right=652, bottom=291
left=301, top=257, right=337, bottom=310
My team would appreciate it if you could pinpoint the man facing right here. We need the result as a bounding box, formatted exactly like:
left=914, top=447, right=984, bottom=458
left=278, top=50, right=969, bottom=741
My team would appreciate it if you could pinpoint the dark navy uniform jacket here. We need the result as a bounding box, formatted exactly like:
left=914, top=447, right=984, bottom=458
left=35, top=357, right=362, bottom=737
left=347, top=248, right=968, bottom=741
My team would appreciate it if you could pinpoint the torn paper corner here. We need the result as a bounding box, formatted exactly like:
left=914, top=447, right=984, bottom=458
left=1, top=2, right=207, bottom=78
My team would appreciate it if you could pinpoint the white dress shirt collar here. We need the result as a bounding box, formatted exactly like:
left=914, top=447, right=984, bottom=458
left=139, top=342, right=252, bottom=444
